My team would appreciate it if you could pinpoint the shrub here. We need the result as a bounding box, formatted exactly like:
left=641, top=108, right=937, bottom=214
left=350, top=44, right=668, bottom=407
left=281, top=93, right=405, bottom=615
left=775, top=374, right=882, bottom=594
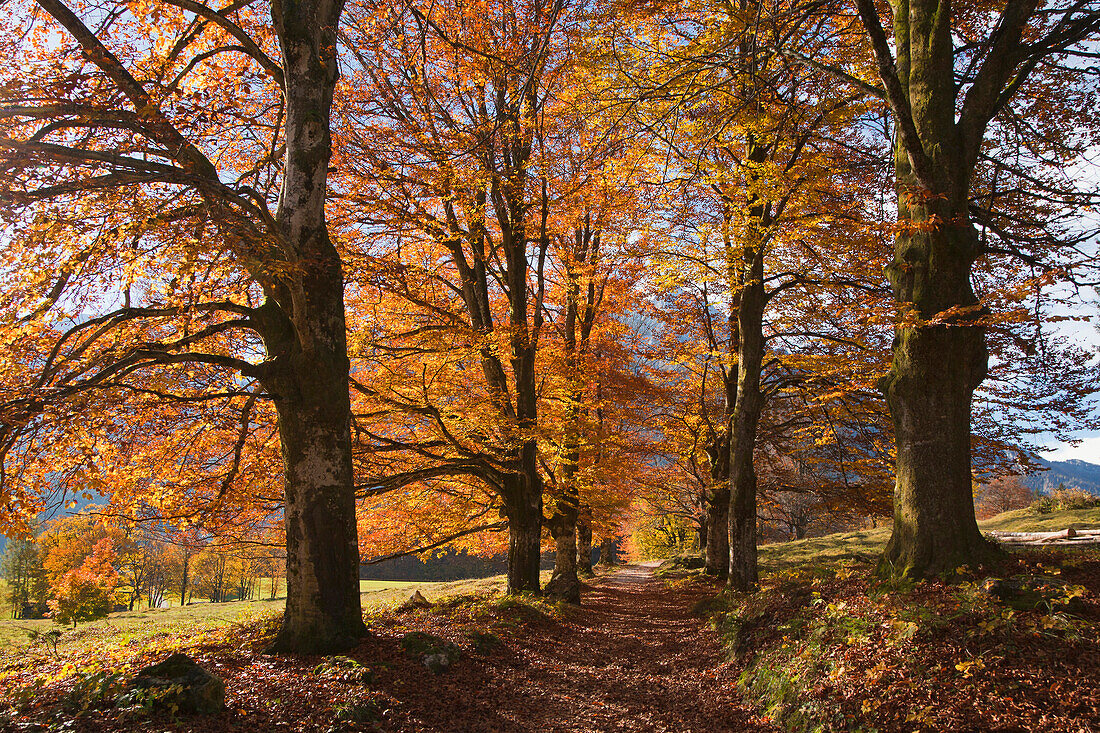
left=1029, top=487, right=1100, bottom=514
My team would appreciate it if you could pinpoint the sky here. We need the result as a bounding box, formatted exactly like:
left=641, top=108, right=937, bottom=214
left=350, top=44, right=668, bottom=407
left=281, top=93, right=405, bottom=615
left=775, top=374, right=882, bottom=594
left=1041, top=432, right=1100, bottom=465
left=1038, top=293, right=1100, bottom=465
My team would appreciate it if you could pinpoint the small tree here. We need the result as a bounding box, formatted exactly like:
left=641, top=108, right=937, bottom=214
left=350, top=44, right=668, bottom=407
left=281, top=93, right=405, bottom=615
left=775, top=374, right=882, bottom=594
left=50, top=539, right=119, bottom=627
left=1, top=536, right=48, bottom=619
left=974, top=475, right=1035, bottom=520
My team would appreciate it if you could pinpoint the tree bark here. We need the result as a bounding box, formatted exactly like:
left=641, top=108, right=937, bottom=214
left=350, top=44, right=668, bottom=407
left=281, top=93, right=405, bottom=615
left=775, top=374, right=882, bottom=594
left=264, top=0, right=366, bottom=653
left=705, top=487, right=730, bottom=579
left=878, top=188, right=993, bottom=577
left=704, top=431, right=730, bottom=579
left=265, top=347, right=366, bottom=652
left=502, top=441, right=544, bottom=594
left=598, top=537, right=615, bottom=567
left=545, top=435, right=580, bottom=602
left=576, top=505, right=594, bottom=577
left=727, top=202, right=766, bottom=592
left=545, top=507, right=581, bottom=603
left=867, top=0, right=1003, bottom=578
left=179, top=549, right=190, bottom=607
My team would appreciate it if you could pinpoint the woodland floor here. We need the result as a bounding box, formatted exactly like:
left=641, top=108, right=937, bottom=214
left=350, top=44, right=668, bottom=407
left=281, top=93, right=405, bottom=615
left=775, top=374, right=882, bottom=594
left=0, top=563, right=776, bottom=732
left=3, top=549, right=1100, bottom=732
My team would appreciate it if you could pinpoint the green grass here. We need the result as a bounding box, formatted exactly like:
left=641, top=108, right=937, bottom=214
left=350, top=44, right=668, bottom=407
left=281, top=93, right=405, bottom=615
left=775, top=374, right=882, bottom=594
left=978, top=506, right=1100, bottom=532
left=0, top=575, right=516, bottom=656
left=752, top=506, right=1100, bottom=576
left=757, top=527, right=891, bottom=575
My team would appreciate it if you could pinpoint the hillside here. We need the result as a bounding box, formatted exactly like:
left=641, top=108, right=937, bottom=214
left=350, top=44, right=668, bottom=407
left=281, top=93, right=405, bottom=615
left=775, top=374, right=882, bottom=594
left=1023, top=457, right=1100, bottom=495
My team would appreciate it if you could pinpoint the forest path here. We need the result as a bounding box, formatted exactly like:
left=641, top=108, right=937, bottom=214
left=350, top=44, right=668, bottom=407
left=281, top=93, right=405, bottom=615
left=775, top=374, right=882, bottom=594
left=372, top=562, right=777, bottom=732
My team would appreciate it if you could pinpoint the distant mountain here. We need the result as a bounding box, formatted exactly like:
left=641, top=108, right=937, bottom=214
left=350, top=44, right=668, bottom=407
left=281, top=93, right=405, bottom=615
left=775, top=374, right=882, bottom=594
left=0, top=489, right=105, bottom=560
left=1022, top=458, right=1100, bottom=496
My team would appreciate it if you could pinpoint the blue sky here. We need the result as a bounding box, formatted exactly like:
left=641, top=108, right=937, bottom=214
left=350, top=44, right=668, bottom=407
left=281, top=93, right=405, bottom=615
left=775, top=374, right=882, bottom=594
left=1039, top=287, right=1100, bottom=465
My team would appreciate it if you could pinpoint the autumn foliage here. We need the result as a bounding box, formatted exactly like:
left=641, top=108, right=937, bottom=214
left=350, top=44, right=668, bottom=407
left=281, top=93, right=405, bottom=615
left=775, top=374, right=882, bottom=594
left=49, top=539, right=118, bottom=627
left=0, top=0, right=1096, bottom=650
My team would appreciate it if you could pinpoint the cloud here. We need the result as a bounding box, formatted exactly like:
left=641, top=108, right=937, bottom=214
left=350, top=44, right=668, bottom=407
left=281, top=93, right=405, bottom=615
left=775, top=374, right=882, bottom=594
left=1040, top=434, right=1100, bottom=465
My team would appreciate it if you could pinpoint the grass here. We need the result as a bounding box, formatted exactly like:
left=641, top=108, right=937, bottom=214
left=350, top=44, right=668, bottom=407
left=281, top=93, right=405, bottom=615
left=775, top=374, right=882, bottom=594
left=978, top=506, right=1100, bottom=532
left=754, top=506, right=1100, bottom=576
left=0, top=576, right=513, bottom=656
left=758, top=527, right=890, bottom=575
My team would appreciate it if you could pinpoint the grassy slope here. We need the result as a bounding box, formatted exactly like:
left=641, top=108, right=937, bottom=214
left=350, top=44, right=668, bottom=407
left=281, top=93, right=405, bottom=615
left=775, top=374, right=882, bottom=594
left=756, top=506, right=1100, bottom=574
left=0, top=573, right=543, bottom=654
left=978, top=506, right=1100, bottom=532
left=710, top=506, right=1100, bottom=732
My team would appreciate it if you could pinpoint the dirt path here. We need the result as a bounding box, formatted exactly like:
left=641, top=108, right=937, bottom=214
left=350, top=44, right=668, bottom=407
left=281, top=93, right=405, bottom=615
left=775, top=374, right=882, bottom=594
left=369, top=563, right=776, bottom=732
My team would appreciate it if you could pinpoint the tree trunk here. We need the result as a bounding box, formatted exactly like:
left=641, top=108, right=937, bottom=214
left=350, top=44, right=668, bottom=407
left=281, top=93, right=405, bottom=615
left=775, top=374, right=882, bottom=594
left=545, top=468, right=580, bottom=602
left=506, top=507, right=542, bottom=593
left=260, top=274, right=366, bottom=650
left=545, top=510, right=580, bottom=603
left=872, top=0, right=999, bottom=579
left=264, top=0, right=366, bottom=653
left=576, top=504, right=594, bottom=577
left=879, top=205, right=993, bottom=577
left=547, top=400, right=582, bottom=601
left=704, top=426, right=731, bottom=579
left=879, top=234, right=994, bottom=576
left=727, top=225, right=766, bottom=592
left=503, top=441, right=544, bottom=594
left=179, top=550, right=189, bottom=607
left=266, top=374, right=366, bottom=652
left=598, top=537, right=615, bottom=567
left=705, top=488, right=730, bottom=579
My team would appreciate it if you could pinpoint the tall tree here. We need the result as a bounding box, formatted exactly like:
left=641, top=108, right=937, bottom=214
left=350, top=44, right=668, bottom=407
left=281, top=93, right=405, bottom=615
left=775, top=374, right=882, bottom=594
left=0, top=0, right=364, bottom=651
left=608, top=0, right=886, bottom=589
left=338, top=0, right=567, bottom=593
left=847, top=0, right=1100, bottom=577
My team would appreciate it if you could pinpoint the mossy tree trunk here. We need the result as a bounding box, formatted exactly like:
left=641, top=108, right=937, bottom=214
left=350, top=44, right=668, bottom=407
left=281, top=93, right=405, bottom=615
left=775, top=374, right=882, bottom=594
left=598, top=537, right=615, bottom=567
left=853, top=0, right=1051, bottom=577
left=576, top=504, right=594, bottom=577
left=704, top=431, right=730, bottom=579
left=502, top=442, right=544, bottom=594
left=727, top=219, right=766, bottom=592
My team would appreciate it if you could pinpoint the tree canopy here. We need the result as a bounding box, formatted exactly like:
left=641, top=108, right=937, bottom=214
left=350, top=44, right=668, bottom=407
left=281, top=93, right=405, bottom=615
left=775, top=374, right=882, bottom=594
left=0, top=0, right=1097, bottom=645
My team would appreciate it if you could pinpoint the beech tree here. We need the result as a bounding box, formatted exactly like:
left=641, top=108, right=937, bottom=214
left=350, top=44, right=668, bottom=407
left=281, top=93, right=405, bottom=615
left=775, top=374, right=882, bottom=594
left=609, top=0, right=891, bottom=589
left=843, top=0, right=1100, bottom=576
left=338, top=0, right=647, bottom=598
left=0, top=0, right=364, bottom=651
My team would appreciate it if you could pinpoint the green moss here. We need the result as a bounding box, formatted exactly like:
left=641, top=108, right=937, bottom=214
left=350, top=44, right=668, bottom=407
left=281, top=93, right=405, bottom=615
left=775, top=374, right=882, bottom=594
left=465, top=630, right=503, bottom=654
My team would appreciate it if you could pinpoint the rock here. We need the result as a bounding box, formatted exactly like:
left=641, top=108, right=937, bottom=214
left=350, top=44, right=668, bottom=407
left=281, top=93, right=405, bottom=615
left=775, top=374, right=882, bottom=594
left=421, top=651, right=455, bottom=673
left=129, top=653, right=225, bottom=714
left=396, top=590, right=432, bottom=613
left=399, top=631, right=460, bottom=674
